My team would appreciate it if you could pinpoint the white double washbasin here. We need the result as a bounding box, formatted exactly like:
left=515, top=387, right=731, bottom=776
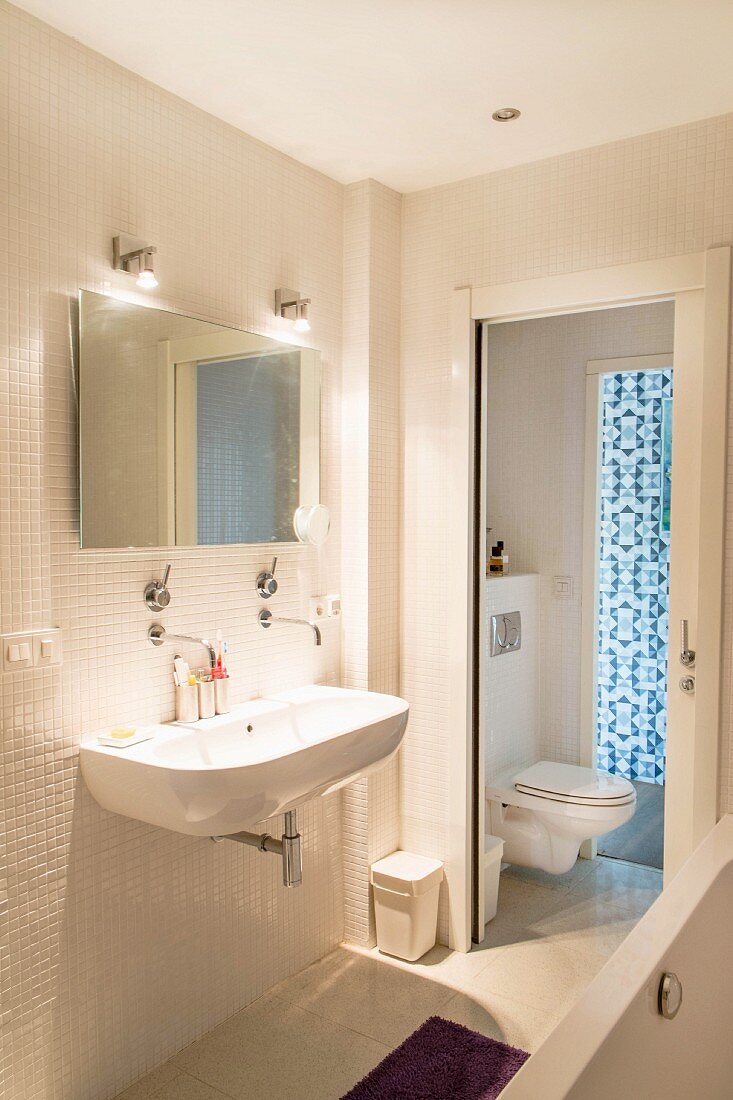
left=80, top=685, right=408, bottom=836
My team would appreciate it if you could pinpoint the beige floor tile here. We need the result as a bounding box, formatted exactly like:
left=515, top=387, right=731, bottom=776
left=503, top=858, right=598, bottom=892
left=569, top=857, right=663, bottom=916
left=118, top=857, right=654, bottom=1100
left=349, top=939, right=509, bottom=991
left=115, top=1063, right=229, bottom=1100
left=480, top=875, right=571, bottom=949
left=469, top=937, right=606, bottom=1018
left=271, top=946, right=455, bottom=1046
left=440, top=989, right=562, bottom=1054
left=529, top=896, right=638, bottom=961
left=173, top=990, right=388, bottom=1100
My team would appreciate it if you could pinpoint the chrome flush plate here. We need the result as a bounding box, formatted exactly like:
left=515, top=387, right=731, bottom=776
left=490, top=611, right=522, bottom=657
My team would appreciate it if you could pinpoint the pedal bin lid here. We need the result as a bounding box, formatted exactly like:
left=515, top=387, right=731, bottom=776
left=371, top=851, right=444, bottom=896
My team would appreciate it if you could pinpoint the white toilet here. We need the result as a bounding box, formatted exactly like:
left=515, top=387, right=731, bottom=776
left=486, top=760, right=636, bottom=875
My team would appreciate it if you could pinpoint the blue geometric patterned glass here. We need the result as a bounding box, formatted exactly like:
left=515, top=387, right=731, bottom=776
left=661, top=397, right=672, bottom=533
left=596, top=368, right=673, bottom=784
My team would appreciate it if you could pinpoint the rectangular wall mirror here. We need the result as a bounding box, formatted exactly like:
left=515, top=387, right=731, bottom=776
left=79, top=291, right=320, bottom=548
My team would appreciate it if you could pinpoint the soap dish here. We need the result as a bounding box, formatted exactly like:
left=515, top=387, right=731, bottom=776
left=97, top=726, right=155, bottom=748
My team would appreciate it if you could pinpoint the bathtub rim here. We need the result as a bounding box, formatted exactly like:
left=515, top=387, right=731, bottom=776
left=499, top=812, right=733, bottom=1098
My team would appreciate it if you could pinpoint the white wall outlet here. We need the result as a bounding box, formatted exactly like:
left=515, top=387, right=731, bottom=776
left=2, top=633, right=34, bottom=672
left=309, top=595, right=341, bottom=620
left=553, top=576, right=574, bottom=599
left=33, top=628, right=63, bottom=668
left=309, top=597, right=328, bottom=620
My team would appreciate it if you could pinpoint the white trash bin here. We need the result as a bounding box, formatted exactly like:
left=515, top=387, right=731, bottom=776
left=484, top=834, right=505, bottom=923
left=371, top=851, right=444, bottom=962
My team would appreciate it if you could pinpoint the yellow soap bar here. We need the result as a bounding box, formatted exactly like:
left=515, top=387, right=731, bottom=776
left=97, top=726, right=155, bottom=748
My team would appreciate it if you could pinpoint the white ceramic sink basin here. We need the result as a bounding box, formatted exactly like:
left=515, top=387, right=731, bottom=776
left=80, top=685, right=408, bottom=836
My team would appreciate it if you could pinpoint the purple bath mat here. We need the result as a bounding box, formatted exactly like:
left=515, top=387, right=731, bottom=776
left=341, top=1015, right=529, bottom=1100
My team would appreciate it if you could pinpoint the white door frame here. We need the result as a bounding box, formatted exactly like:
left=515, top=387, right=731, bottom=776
left=448, top=249, right=731, bottom=951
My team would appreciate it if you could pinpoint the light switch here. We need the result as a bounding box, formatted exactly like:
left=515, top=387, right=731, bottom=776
left=553, top=576, right=574, bottom=599
left=34, top=628, right=63, bottom=668
left=2, top=634, right=34, bottom=672
left=1, top=629, right=63, bottom=672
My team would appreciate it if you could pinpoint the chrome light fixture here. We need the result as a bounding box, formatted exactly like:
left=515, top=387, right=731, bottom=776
left=113, top=233, right=159, bottom=289
left=491, top=107, right=521, bottom=122
left=275, top=287, right=311, bottom=333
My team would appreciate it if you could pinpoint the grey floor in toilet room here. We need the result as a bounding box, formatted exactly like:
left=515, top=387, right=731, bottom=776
left=117, top=856, right=662, bottom=1100
left=598, top=780, right=665, bottom=870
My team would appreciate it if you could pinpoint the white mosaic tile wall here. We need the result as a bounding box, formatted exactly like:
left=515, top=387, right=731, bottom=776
left=485, top=304, right=674, bottom=768
left=8, top=4, right=733, bottom=1092
left=1, top=4, right=346, bottom=1097
left=484, top=574, right=540, bottom=782
left=341, top=180, right=401, bottom=946
left=401, top=113, right=733, bottom=935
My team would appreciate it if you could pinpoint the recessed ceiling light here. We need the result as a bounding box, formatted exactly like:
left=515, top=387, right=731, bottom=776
left=492, top=107, right=521, bottom=122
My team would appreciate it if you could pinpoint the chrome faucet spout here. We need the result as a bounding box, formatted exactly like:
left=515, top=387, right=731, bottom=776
left=148, top=624, right=216, bottom=667
left=258, top=609, right=322, bottom=646
left=276, top=616, right=322, bottom=646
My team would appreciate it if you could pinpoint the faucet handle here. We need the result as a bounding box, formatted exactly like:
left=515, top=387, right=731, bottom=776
left=257, top=558, right=279, bottom=599
left=145, top=563, right=172, bottom=612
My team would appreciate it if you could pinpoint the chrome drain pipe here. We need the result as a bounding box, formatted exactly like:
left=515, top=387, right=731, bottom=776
left=212, top=810, right=302, bottom=887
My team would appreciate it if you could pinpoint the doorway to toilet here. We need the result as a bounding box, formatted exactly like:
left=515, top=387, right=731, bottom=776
left=446, top=249, right=730, bottom=949
left=481, top=307, right=673, bottom=896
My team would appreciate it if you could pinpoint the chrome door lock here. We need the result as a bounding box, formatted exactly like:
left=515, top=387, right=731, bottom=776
left=256, top=557, right=278, bottom=599
left=679, top=676, right=695, bottom=695
left=144, top=563, right=172, bottom=612
left=680, top=619, right=695, bottom=668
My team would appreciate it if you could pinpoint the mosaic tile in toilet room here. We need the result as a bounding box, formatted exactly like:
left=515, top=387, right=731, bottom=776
left=484, top=573, right=540, bottom=781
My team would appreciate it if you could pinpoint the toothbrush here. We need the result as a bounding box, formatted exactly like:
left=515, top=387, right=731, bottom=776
left=173, top=655, right=190, bottom=688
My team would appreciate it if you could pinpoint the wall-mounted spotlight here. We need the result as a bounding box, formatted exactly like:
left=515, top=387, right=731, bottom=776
left=275, top=288, right=311, bottom=333
left=113, top=234, right=158, bottom=290
left=491, top=107, right=521, bottom=122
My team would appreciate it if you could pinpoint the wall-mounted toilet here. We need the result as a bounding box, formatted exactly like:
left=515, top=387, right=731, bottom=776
left=486, top=761, right=636, bottom=875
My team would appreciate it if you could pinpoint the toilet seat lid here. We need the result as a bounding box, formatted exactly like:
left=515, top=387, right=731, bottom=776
left=514, top=761, right=635, bottom=806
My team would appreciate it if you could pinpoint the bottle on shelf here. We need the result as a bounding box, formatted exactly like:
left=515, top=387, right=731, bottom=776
left=489, top=545, right=504, bottom=576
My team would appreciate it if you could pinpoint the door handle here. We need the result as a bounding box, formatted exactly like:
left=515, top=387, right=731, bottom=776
left=680, top=619, right=695, bottom=668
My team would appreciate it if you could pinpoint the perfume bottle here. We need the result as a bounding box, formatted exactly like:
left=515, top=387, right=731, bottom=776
left=489, top=545, right=504, bottom=576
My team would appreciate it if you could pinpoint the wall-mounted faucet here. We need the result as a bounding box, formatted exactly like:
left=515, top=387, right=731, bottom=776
left=258, top=609, right=322, bottom=646
left=148, top=624, right=216, bottom=668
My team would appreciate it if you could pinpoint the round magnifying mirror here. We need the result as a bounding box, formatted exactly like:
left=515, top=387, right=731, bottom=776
left=294, top=504, right=331, bottom=546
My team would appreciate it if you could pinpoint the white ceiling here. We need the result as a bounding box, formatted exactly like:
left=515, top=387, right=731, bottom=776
left=15, top=0, right=733, bottom=192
